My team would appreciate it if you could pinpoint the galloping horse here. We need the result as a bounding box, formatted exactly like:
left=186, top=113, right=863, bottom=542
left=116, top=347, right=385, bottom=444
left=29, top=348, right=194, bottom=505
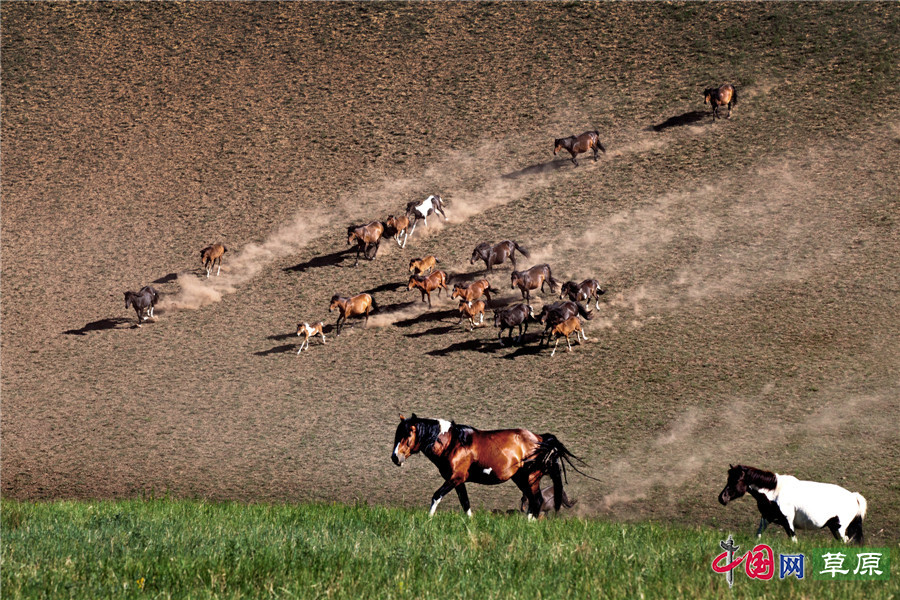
left=406, top=194, right=448, bottom=237
left=470, top=240, right=530, bottom=272
left=458, top=299, right=487, bottom=330
left=520, top=485, right=577, bottom=516
left=407, top=270, right=449, bottom=308
left=548, top=316, right=585, bottom=357
left=718, top=464, right=867, bottom=544
left=554, top=130, right=606, bottom=166
left=560, top=279, right=605, bottom=310
left=329, top=293, right=374, bottom=335
left=391, top=415, right=583, bottom=519
left=408, top=255, right=439, bottom=275
left=493, top=303, right=534, bottom=345
left=537, top=300, right=592, bottom=346
left=200, top=243, right=227, bottom=278
left=124, top=286, right=159, bottom=326
left=296, top=321, right=326, bottom=354
left=451, top=279, right=498, bottom=304
left=347, top=221, right=386, bottom=267
left=386, top=215, right=411, bottom=248
left=511, top=264, right=560, bottom=302
left=704, top=84, right=737, bottom=120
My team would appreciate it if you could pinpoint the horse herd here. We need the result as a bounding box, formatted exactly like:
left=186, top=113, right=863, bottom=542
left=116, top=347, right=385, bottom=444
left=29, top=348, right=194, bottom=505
left=120, top=86, right=870, bottom=540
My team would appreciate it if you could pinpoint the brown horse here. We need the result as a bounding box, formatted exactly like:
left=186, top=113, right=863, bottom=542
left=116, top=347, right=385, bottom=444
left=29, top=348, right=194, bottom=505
left=392, top=415, right=584, bottom=519
left=296, top=321, right=326, bottom=354
left=451, top=279, right=499, bottom=304
left=511, top=264, right=560, bottom=302
left=493, top=303, right=534, bottom=345
left=386, top=215, right=411, bottom=248
left=347, top=221, right=386, bottom=267
left=520, top=485, right=577, bottom=517
left=704, top=84, right=737, bottom=120
left=329, top=293, right=374, bottom=335
left=554, top=130, right=606, bottom=166
left=407, top=270, right=449, bottom=308
left=200, top=243, right=227, bottom=278
left=408, top=255, right=439, bottom=275
left=470, top=240, right=530, bottom=272
left=549, top=316, right=585, bottom=357
left=559, top=279, right=605, bottom=310
left=458, top=299, right=487, bottom=330
left=124, top=286, right=159, bottom=326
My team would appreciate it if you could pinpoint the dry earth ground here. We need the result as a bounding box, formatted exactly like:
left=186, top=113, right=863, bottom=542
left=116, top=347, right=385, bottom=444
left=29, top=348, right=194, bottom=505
left=3, top=3, right=899, bottom=541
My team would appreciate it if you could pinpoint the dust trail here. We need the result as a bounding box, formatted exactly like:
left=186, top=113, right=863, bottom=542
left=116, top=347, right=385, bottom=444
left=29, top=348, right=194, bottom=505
left=590, top=386, right=897, bottom=513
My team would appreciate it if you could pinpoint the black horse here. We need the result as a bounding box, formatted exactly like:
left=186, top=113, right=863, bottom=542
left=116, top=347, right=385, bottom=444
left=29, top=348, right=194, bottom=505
left=470, top=240, right=530, bottom=272
left=537, top=301, right=592, bottom=346
left=124, top=286, right=159, bottom=326
left=493, top=303, right=534, bottom=346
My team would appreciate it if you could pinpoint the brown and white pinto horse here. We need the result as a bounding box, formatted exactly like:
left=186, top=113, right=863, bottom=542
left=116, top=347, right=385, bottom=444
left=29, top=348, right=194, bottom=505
left=406, top=195, right=448, bottom=236
left=559, top=279, right=605, bottom=310
left=407, top=270, right=449, bottom=308
left=451, top=279, right=498, bottom=304
left=386, top=215, right=411, bottom=248
left=200, top=243, right=227, bottom=278
left=511, top=264, right=560, bottom=302
left=470, top=240, right=530, bottom=272
left=458, top=299, right=487, bottom=330
left=548, top=316, right=585, bottom=357
left=408, top=255, right=439, bottom=275
left=329, top=293, right=374, bottom=335
left=296, top=321, right=326, bottom=354
left=554, top=130, right=606, bottom=166
left=704, top=84, right=737, bottom=120
left=347, top=221, right=386, bottom=266
left=391, top=415, right=583, bottom=519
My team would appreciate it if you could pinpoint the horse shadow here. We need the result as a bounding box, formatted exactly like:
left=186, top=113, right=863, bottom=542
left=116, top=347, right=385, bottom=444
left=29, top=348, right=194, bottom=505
left=393, top=308, right=458, bottom=328
left=152, top=273, right=179, bottom=284
left=426, top=338, right=499, bottom=357
left=499, top=338, right=545, bottom=360
left=284, top=248, right=352, bottom=273
left=650, top=110, right=708, bottom=132
left=404, top=324, right=458, bottom=338
left=63, top=317, right=133, bottom=335
left=253, top=344, right=297, bottom=356
left=363, top=280, right=405, bottom=295
left=502, top=159, right=570, bottom=181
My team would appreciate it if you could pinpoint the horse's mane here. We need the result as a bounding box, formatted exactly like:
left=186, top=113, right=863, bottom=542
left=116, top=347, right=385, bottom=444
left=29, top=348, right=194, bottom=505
left=742, top=465, right=777, bottom=490
left=450, top=421, right=474, bottom=447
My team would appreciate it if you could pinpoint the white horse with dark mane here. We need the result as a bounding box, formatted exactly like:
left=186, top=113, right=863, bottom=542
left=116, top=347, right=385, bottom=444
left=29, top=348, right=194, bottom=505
left=718, top=464, right=867, bottom=544
left=405, top=194, right=447, bottom=237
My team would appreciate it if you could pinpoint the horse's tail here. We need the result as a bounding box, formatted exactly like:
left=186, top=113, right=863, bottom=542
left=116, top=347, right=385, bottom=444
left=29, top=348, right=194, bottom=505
left=593, top=130, right=606, bottom=153
left=576, top=302, right=594, bottom=320
left=369, top=296, right=378, bottom=313
left=846, top=492, right=867, bottom=544
left=512, top=241, right=531, bottom=258
left=527, top=434, right=593, bottom=510
left=731, top=86, right=738, bottom=106
left=546, top=265, right=561, bottom=291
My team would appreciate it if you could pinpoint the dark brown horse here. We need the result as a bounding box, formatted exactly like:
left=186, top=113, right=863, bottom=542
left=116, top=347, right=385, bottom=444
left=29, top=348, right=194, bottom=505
left=347, top=221, right=386, bottom=267
left=451, top=279, right=499, bottom=304
left=124, top=286, right=160, bottom=326
left=511, top=264, right=560, bottom=302
left=385, top=215, right=411, bottom=248
left=704, top=84, right=737, bottom=120
left=407, top=270, right=449, bottom=308
left=537, top=300, right=592, bottom=346
left=392, top=415, right=584, bottom=519
left=200, top=243, right=227, bottom=278
left=470, top=240, right=530, bottom=272
left=493, top=303, right=534, bottom=345
left=329, top=293, right=374, bottom=334
left=554, top=130, right=606, bottom=166
left=559, top=279, right=605, bottom=310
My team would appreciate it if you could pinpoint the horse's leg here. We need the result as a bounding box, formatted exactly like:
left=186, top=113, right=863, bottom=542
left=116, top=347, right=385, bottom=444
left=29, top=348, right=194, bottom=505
left=216, top=258, right=222, bottom=277
left=455, top=484, right=473, bottom=517
left=566, top=333, right=573, bottom=352
left=430, top=478, right=460, bottom=517
left=498, top=327, right=506, bottom=346
left=777, top=506, right=798, bottom=542
left=426, top=291, right=432, bottom=308
left=408, top=219, right=418, bottom=238
left=551, top=337, right=560, bottom=357
left=335, top=315, right=344, bottom=336
left=756, top=517, right=769, bottom=538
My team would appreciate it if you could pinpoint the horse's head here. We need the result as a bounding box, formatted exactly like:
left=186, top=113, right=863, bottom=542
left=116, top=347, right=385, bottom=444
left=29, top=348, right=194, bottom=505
left=392, top=414, right=420, bottom=466
left=328, top=295, right=343, bottom=312
left=703, top=88, right=715, bottom=105
left=553, top=138, right=563, bottom=155
left=510, top=271, right=521, bottom=288
left=560, top=281, right=575, bottom=300
left=347, top=226, right=358, bottom=245
left=451, top=286, right=464, bottom=300
left=718, top=464, right=749, bottom=505
left=470, top=243, right=488, bottom=265
left=123, top=291, right=132, bottom=308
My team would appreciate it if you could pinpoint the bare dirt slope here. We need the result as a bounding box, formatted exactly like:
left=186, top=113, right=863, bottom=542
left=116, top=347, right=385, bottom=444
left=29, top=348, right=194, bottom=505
left=3, top=3, right=899, bottom=540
